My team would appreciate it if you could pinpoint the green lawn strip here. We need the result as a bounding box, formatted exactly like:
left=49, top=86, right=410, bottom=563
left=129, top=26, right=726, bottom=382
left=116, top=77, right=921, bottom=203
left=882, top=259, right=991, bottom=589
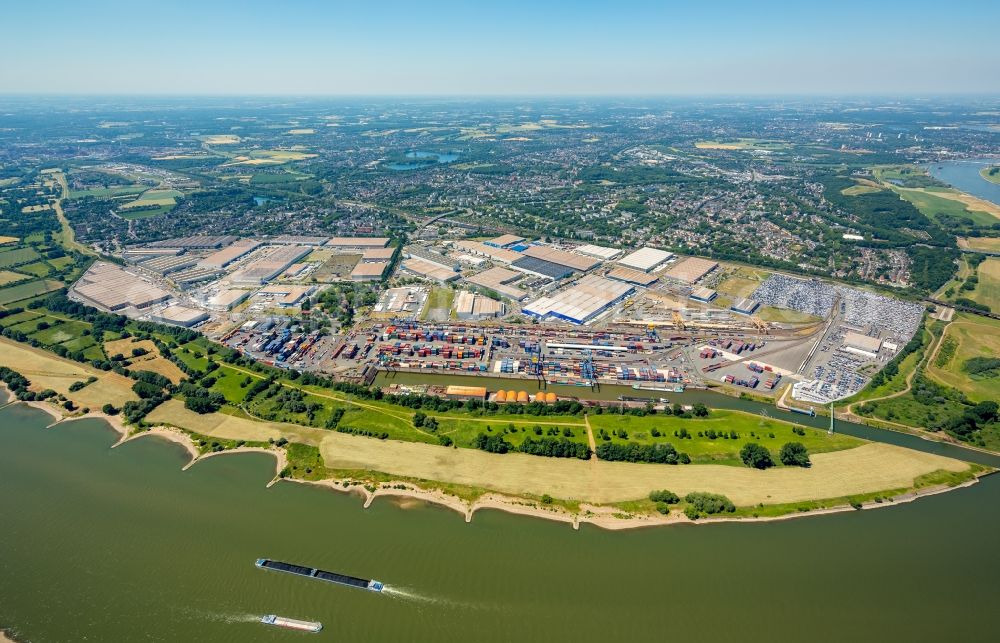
left=0, top=310, right=44, bottom=326
left=437, top=417, right=588, bottom=448
left=13, top=261, right=52, bottom=277
left=0, top=247, right=42, bottom=268
left=588, top=410, right=862, bottom=463
left=29, top=320, right=91, bottom=345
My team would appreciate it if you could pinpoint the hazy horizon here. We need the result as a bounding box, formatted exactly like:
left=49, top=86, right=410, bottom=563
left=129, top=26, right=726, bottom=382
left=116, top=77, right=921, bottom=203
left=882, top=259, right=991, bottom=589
left=3, top=0, right=998, bottom=96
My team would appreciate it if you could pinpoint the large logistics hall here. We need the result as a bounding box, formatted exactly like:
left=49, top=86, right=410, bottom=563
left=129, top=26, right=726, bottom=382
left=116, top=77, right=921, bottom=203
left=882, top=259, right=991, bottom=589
left=523, top=275, right=633, bottom=325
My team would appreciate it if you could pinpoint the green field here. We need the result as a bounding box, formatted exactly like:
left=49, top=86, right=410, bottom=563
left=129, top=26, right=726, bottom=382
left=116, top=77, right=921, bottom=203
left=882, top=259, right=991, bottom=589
left=980, top=166, right=1000, bottom=185
left=15, top=261, right=54, bottom=277
left=119, top=204, right=175, bottom=219
left=0, top=247, right=42, bottom=269
left=589, top=411, right=861, bottom=464
left=30, top=320, right=91, bottom=345
left=969, top=257, right=1000, bottom=310
left=894, top=187, right=997, bottom=227
left=926, top=314, right=1000, bottom=403
left=0, top=310, right=42, bottom=326
left=68, top=186, right=146, bottom=199
left=0, top=279, right=63, bottom=305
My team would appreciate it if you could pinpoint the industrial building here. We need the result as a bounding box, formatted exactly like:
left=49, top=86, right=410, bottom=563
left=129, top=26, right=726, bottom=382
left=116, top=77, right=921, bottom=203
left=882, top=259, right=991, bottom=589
left=454, top=291, right=505, bottom=320
left=138, top=254, right=198, bottom=275
left=663, top=256, right=719, bottom=283
left=229, top=246, right=311, bottom=285
left=523, top=275, right=634, bottom=325
left=511, top=255, right=575, bottom=280
left=406, top=245, right=456, bottom=270
left=350, top=261, right=390, bottom=281
left=617, top=247, right=673, bottom=272
left=690, top=286, right=718, bottom=303
left=170, top=266, right=223, bottom=286
left=372, top=287, right=427, bottom=317
left=197, top=239, right=262, bottom=270
left=325, top=237, right=390, bottom=250
left=206, top=288, right=252, bottom=311
left=123, top=247, right=183, bottom=261
left=149, top=305, right=209, bottom=327
left=843, top=331, right=882, bottom=358
left=730, top=298, right=760, bottom=315
left=484, top=234, right=525, bottom=249
left=147, top=235, right=237, bottom=249
left=451, top=240, right=521, bottom=264
left=72, top=262, right=171, bottom=311
left=521, top=245, right=600, bottom=273
left=270, top=235, right=329, bottom=246
left=574, top=244, right=623, bottom=261
left=361, top=247, right=396, bottom=262
left=606, top=266, right=658, bottom=286
left=463, top=267, right=527, bottom=301
left=402, top=258, right=459, bottom=283
left=256, top=284, right=315, bottom=308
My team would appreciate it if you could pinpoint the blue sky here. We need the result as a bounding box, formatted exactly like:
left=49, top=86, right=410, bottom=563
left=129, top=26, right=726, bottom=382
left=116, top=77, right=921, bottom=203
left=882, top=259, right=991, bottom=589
left=2, top=0, right=998, bottom=94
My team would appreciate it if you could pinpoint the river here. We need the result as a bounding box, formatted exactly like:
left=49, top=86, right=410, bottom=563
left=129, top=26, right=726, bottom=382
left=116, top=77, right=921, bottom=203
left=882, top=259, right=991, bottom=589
left=925, top=158, right=1000, bottom=206
left=2, top=395, right=999, bottom=642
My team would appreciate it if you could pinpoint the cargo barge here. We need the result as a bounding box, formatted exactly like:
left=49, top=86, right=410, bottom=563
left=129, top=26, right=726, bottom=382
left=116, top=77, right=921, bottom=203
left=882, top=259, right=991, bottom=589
left=260, top=615, right=323, bottom=633
left=255, top=558, right=384, bottom=592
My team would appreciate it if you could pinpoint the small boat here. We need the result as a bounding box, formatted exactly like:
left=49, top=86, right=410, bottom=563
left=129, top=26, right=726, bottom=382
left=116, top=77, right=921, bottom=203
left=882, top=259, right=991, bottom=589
left=260, top=615, right=323, bottom=633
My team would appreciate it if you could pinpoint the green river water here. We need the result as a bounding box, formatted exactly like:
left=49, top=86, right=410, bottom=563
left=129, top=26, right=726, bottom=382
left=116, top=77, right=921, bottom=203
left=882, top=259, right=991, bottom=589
left=2, top=390, right=999, bottom=642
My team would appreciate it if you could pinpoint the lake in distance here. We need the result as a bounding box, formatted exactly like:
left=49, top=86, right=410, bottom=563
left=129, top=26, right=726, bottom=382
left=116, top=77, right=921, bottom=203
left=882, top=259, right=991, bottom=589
left=2, top=398, right=999, bottom=642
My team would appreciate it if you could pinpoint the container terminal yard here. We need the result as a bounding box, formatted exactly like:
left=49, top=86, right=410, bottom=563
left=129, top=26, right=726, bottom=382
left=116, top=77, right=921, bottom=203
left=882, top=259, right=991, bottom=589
left=71, top=234, right=925, bottom=406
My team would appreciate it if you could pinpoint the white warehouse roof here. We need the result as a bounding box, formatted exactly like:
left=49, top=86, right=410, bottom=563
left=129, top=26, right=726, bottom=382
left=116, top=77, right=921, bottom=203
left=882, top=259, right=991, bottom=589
left=618, top=247, right=674, bottom=272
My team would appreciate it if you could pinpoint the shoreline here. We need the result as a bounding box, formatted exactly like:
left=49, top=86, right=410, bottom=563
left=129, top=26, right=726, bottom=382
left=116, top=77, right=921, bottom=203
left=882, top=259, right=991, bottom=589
left=2, top=394, right=992, bottom=532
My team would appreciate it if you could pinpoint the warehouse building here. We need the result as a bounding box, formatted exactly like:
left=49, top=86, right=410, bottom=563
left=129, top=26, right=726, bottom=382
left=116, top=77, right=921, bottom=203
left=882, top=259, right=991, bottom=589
left=402, top=258, right=459, bottom=283
left=484, top=234, right=525, bottom=249
left=138, top=254, right=198, bottom=275
left=325, top=237, right=390, bottom=250
left=72, top=262, right=172, bottom=312
left=689, top=286, right=718, bottom=303
left=147, top=235, right=237, bottom=249
left=361, top=247, right=396, bottom=262
left=617, top=247, right=673, bottom=272
left=463, top=267, right=527, bottom=301
left=229, top=246, right=311, bottom=285
left=350, top=261, right=390, bottom=282
left=270, top=235, right=329, bottom=246
left=523, top=275, right=633, bottom=325
left=451, top=240, right=521, bottom=264
left=171, top=266, right=223, bottom=286
left=730, top=298, right=760, bottom=315
left=123, top=247, right=184, bottom=261
left=454, top=291, right=505, bottom=320
left=663, top=256, right=719, bottom=284
left=197, top=239, right=262, bottom=270
left=256, top=284, right=315, bottom=308
left=606, top=266, right=658, bottom=286
left=511, top=255, right=575, bottom=280
left=406, top=245, right=456, bottom=270
left=149, top=304, right=209, bottom=328
left=206, top=288, right=252, bottom=311
left=843, top=331, right=882, bottom=359
left=574, top=244, right=622, bottom=261
left=521, top=245, right=600, bottom=272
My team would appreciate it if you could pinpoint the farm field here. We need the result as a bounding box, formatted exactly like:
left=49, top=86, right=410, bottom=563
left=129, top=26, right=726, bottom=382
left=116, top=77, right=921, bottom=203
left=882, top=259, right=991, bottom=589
left=0, top=279, right=63, bottom=305
left=0, top=270, right=28, bottom=286
left=0, top=247, right=41, bottom=268
left=222, top=149, right=317, bottom=166
left=68, top=186, right=146, bottom=199
left=104, top=337, right=186, bottom=384
left=199, top=134, right=241, bottom=145
left=694, top=138, right=789, bottom=151
left=969, top=257, right=1000, bottom=310
left=958, top=236, right=1000, bottom=252
left=893, top=186, right=1000, bottom=226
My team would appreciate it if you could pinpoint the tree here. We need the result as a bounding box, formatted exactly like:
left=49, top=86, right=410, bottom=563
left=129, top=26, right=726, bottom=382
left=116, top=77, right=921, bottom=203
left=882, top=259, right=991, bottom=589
left=101, top=403, right=118, bottom=415
left=649, top=489, right=680, bottom=504
left=779, top=442, right=811, bottom=467
left=740, top=442, right=774, bottom=469
left=413, top=411, right=426, bottom=427
left=692, top=402, right=709, bottom=417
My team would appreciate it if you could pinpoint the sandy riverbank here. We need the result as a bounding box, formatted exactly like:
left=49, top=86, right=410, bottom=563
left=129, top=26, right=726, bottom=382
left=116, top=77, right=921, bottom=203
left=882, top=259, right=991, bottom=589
left=4, top=396, right=991, bottom=531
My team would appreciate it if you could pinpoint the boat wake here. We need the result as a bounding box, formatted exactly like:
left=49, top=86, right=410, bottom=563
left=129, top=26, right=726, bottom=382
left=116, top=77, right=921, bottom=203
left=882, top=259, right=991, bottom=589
left=174, top=606, right=261, bottom=624
left=382, top=585, right=493, bottom=612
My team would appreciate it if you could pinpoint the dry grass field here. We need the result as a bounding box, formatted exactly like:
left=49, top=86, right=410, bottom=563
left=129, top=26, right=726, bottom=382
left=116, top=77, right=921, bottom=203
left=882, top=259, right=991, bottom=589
left=147, top=400, right=328, bottom=445
left=318, top=434, right=968, bottom=506
left=0, top=270, right=28, bottom=286
left=104, top=338, right=186, bottom=384
left=199, top=134, right=241, bottom=145
left=958, top=236, right=1000, bottom=252
left=0, top=337, right=136, bottom=407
